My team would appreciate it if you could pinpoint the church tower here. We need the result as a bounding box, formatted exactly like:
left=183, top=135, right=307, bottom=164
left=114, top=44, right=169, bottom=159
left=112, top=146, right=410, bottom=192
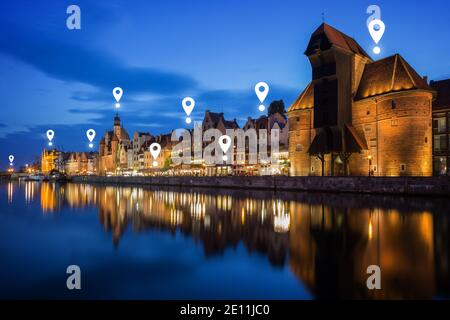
left=114, top=113, right=121, bottom=139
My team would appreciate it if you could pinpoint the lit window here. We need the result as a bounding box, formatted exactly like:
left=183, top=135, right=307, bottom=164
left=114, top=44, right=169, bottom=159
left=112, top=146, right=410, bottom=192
left=433, top=116, right=447, bottom=133
left=434, top=134, right=448, bottom=152
left=370, top=139, right=377, bottom=148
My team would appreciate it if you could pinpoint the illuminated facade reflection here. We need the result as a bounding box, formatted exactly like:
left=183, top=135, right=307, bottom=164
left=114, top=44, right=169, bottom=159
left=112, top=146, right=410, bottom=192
left=5, top=181, right=450, bottom=299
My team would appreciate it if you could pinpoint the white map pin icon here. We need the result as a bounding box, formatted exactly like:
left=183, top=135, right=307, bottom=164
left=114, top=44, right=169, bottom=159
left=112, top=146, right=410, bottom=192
left=219, top=135, right=232, bottom=161
left=255, top=82, right=269, bottom=102
left=86, top=129, right=96, bottom=148
left=149, top=143, right=161, bottom=159
left=255, top=82, right=269, bottom=112
left=368, top=19, right=385, bottom=44
left=46, top=129, right=55, bottom=141
left=113, top=87, right=123, bottom=108
left=149, top=143, right=161, bottom=166
left=8, top=155, right=14, bottom=163
left=182, top=97, right=195, bottom=124
left=86, top=129, right=96, bottom=142
left=46, top=130, right=55, bottom=146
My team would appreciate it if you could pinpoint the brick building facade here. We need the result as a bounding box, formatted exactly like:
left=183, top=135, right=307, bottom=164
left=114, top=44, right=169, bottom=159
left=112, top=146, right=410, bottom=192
left=288, top=23, right=435, bottom=177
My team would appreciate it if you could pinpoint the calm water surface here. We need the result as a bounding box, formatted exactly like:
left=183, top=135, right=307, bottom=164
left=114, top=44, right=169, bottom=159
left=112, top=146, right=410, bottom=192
left=0, top=181, right=449, bottom=299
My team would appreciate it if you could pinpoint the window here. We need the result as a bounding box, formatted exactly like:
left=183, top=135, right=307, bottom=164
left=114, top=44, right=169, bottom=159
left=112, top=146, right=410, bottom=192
left=434, top=134, right=448, bottom=152
left=433, top=157, right=448, bottom=176
left=391, top=119, right=398, bottom=127
left=433, top=116, right=447, bottom=134
left=296, top=117, right=300, bottom=122
left=391, top=100, right=397, bottom=109
left=370, top=139, right=377, bottom=148
left=295, top=144, right=303, bottom=152
left=311, top=166, right=315, bottom=172
left=400, top=164, right=406, bottom=172
left=373, top=165, right=377, bottom=172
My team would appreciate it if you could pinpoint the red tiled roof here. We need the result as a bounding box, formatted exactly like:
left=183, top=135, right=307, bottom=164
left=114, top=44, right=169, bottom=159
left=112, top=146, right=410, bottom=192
left=288, top=82, right=314, bottom=112
left=355, top=54, right=434, bottom=100
left=305, top=23, right=371, bottom=58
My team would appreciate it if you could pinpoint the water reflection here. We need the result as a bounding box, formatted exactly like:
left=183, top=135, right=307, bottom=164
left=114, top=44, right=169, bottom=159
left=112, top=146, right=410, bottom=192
left=4, top=181, right=450, bottom=299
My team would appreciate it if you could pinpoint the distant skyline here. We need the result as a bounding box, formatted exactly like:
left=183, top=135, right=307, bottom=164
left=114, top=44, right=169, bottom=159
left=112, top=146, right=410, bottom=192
left=1, top=0, right=449, bottom=166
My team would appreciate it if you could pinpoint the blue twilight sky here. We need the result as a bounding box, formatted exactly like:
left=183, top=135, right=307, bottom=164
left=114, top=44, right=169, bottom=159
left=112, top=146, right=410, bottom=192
left=0, top=0, right=449, bottom=167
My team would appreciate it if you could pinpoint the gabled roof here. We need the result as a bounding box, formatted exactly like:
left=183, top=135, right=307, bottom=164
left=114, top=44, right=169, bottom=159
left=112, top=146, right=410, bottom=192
left=305, top=23, right=371, bottom=58
left=355, top=54, right=434, bottom=100
left=135, top=131, right=151, bottom=137
left=223, top=119, right=240, bottom=129
left=206, top=111, right=224, bottom=127
left=288, top=82, right=314, bottom=112
left=120, top=127, right=130, bottom=141
left=139, top=140, right=152, bottom=153
left=203, top=110, right=240, bottom=129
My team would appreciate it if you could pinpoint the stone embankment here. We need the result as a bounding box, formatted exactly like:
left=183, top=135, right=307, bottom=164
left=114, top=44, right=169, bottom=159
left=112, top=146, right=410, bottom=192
left=69, top=176, right=450, bottom=196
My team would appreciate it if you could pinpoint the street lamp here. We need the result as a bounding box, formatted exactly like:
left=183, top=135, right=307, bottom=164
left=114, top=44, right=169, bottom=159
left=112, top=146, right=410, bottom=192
left=368, top=155, right=373, bottom=176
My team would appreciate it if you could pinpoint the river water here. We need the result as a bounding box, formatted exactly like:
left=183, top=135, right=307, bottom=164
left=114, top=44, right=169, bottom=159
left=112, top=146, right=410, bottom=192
left=0, top=181, right=449, bottom=299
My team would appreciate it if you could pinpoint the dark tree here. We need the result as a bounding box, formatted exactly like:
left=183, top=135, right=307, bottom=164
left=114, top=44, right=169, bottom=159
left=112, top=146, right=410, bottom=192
left=268, top=99, right=286, bottom=116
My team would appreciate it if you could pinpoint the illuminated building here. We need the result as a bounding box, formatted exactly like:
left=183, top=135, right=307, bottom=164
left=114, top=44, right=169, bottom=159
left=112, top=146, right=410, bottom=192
left=41, top=149, right=98, bottom=176
left=98, top=113, right=131, bottom=175
left=130, top=131, right=152, bottom=171
left=41, top=149, right=63, bottom=174
left=64, top=151, right=98, bottom=175
left=240, top=112, right=289, bottom=175
left=288, top=23, right=435, bottom=176
left=431, top=79, right=450, bottom=175
left=138, top=133, right=174, bottom=174
left=202, top=110, right=240, bottom=176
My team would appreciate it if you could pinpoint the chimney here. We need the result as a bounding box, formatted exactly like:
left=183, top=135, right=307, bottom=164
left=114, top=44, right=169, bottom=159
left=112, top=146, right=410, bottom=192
left=423, top=76, right=428, bottom=84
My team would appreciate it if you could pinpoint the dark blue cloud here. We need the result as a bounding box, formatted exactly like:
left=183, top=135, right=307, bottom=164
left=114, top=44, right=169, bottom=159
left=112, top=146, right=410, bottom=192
left=0, top=20, right=198, bottom=95
left=0, top=83, right=299, bottom=167
left=0, top=1, right=301, bottom=167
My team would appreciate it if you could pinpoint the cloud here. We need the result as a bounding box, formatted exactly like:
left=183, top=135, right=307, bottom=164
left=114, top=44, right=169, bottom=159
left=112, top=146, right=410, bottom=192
left=0, top=11, right=300, bottom=165
left=0, top=20, right=198, bottom=95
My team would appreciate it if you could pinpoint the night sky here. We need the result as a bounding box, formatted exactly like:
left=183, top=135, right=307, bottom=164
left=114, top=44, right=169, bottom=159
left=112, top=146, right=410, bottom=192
left=1, top=0, right=449, bottom=167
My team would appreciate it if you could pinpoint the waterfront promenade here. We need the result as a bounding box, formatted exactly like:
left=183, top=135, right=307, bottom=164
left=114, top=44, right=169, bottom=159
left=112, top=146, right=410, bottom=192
left=69, top=175, right=450, bottom=196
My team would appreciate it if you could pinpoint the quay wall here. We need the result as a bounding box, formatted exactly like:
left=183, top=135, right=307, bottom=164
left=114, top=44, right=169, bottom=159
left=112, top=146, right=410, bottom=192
left=69, top=176, right=450, bottom=196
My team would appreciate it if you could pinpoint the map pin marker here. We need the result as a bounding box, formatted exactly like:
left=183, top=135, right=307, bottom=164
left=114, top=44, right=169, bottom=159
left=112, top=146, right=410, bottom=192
left=149, top=143, right=161, bottom=166
left=218, top=135, right=232, bottom=161
left=8, top=155, right=14, bottom=164
left=255, top=82, right=269, bottom=112
left=113, top=87, right=123, bottom=109
left=86, top=129, right=96, bottom=148
left=368, top=19, right=385, bottom=54
left=46, top=129, right=55, bottom=146
left=182, top=97, right=195, bottom=124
